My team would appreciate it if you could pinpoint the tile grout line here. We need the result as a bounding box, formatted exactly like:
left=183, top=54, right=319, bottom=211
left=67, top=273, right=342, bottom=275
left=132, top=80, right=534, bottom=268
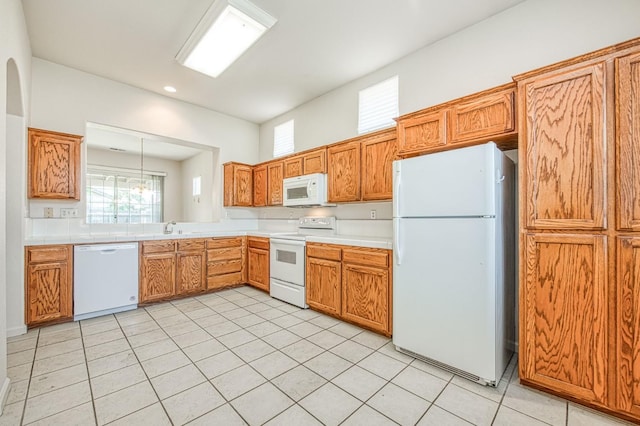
left=78, top=318, right=101, bottom=426
left=18, top=328, right=39, bottom=426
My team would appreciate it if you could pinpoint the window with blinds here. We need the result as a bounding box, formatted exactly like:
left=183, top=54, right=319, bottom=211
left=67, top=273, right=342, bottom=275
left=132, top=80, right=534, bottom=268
left=86, top=167, right=164, bottom=224
left=273, top=119, right=294, bottom=157
left=358, top=75, right=399, bottom=134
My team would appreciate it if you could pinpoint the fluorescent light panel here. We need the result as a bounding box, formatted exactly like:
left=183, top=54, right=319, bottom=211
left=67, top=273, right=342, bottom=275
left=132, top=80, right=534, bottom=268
left=177, top=0, right=276, bottom=78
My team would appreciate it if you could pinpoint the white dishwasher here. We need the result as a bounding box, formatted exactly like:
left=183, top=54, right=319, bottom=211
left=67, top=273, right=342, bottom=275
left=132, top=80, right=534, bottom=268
left=74, top=242, right=139, bottom=321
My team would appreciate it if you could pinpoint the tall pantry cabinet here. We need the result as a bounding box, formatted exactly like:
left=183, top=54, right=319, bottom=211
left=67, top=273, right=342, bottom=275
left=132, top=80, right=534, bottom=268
left=516, top=40, right=640, bottom=421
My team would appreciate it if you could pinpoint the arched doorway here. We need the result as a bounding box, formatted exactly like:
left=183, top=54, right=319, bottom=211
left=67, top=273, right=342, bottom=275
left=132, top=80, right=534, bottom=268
left=5, top=58, right=26, bottom=343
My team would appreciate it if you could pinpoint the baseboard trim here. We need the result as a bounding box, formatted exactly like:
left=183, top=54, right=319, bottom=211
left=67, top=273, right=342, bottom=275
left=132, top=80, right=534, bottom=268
left=6, top=325, right=27, bottom=338
left=0, top=377, right=11, bottom=416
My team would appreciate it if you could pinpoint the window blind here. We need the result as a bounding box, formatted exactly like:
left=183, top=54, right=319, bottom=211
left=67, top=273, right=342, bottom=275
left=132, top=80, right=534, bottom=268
left=358, top=75, right=399, bottom=134
left=273, top=119, right=294, bottom=157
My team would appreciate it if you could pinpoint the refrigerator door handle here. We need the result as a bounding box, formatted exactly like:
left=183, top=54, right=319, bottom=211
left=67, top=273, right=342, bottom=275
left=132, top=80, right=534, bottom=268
left=393, top=162, right=402, bottom=217
left=394, top=220, right=402, bottom=265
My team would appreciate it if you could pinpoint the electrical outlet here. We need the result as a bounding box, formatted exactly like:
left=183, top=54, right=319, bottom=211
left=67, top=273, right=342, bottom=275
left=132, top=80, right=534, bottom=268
left=61, top=208, right=79, bottom=218
left=44, top=207, right=54, bottom=218
left=370, top=210, right=377, bottom=220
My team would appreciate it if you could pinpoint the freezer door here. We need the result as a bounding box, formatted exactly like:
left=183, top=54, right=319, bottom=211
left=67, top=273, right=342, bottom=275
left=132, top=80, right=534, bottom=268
left=392, top=217, right=498, bottom=382
left=393, top=142, right=499, bottom=218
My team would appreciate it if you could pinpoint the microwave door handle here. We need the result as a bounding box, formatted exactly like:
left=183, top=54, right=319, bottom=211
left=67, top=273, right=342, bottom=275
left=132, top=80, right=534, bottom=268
left=307, top=179, right=312, bottom=196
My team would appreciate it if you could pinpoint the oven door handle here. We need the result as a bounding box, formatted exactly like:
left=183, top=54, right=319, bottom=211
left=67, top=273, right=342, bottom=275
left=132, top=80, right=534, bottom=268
left=270, top=239, right=307, bottom=247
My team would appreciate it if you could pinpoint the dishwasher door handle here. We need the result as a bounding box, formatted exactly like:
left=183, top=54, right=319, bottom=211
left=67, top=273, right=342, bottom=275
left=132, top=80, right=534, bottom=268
left=100, top=249, right=117, bottom=254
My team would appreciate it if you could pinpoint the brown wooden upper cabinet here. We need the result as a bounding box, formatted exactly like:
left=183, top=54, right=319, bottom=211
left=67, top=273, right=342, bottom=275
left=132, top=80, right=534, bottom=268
left=223, top=162, right=253, bottom=207
left=361, top=128, right=397, bottom=201
left=267, top=161, right=284, bottom=205
left=253, top=165, right=267, bottom=207
left=28, top=128, right=82, bottom=200
left=396, top=83, right=517, bottom=157
left=616, top=51, right=640, bottom=231
left=302, top=148, right=326, bottom=174
left=520, top=64, right=606, bottom=230
left=25, top=245, right=73, bottom=327
left=396, top=109, right=447, bottom=156
left=448, top=85, right=516, bottom=144
left=283, top=148, right=327, bottom=178
left=327, top=141, right=361, bottom=202
left=283, top=156, right=303, bottom=178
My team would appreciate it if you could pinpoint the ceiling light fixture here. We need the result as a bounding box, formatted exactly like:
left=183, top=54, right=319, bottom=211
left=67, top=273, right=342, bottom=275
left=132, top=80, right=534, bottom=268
left=176, top=0, right=276, bottom=78
left=163, top=86, right=177, bottom=93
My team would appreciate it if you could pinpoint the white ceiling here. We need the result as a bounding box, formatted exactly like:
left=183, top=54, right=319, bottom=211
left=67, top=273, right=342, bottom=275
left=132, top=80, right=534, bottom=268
left=22, top=0, right=524, bottom=124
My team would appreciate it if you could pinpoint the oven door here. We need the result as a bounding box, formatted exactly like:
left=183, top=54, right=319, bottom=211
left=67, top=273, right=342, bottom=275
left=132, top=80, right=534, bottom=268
left=270, top=238, right=305, bottom=285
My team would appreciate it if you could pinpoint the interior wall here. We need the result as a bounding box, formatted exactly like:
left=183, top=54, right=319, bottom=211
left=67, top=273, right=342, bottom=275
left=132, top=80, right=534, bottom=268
left=29, top=58, right=260, bottom=222
left=6, top=114, right=26, bottom=338
left=181, top=151, right=215, bottom=223
left=0, top=0, right=32, bottom=413
left=258, top=0, right=640, bottom=160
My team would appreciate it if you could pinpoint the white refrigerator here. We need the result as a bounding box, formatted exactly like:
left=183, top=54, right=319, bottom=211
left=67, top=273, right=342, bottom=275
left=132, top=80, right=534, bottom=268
left=392, top=142, right=516, bottom=386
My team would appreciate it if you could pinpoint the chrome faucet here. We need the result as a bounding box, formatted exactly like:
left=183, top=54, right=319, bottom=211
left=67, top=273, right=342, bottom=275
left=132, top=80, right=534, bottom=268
left=163, top=221, right=176, bottom=234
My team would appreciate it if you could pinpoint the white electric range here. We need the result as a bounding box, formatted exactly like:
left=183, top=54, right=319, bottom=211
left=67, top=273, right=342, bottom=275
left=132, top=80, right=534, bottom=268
left=269, top=216, right=336, bottom=308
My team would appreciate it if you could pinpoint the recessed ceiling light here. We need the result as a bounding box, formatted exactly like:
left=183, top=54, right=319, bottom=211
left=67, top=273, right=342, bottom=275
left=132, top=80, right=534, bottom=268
left=164, top=86, right=177, bottom=93
left=176, top=0, right=276, bottom=79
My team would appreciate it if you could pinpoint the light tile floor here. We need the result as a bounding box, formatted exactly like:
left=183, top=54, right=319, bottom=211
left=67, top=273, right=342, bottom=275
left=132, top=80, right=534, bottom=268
left=0, top=285, right=634, bottom=425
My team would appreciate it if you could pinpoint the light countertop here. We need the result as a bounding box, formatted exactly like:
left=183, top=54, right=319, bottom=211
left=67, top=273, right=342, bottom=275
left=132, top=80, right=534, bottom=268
left=25, top=231, right=392, bottom=250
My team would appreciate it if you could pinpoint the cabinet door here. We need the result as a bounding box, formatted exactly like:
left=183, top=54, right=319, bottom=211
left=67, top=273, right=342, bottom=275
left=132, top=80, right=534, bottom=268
left=247, top=247, right=270, bottom=292
left=303, top=149, right=326, bottom=174
left=616, top=237, right=640, bottom=416
left=140, top=253, right=175, bottom=303
left=26, top=260, right=72, bottom=325
left=522, top=233, right=606, bottom=404
left=449, top=87, right=515, bottom=144
left=234, top=164, right=253, bottom=207
left=253, top=165, right=267, bottom=207
left=397, top=110, right=447, bottom=156
left=522, top=63, right=606, bottom=230
left=283, top=156, right=303, bottom=178
left=361, top=133, right=397, bottom=201
left=327, top=142, right=361, bottom=202
left=616, top=52, right=640, bottom=231
left=306, top=257, right=341, bottom=316
left=28, top=129, right=82, bottom=199
left=267, top=162, right=284, bottom=205
left=342, top=263, right=390, bottom=334
left=176, top=251, right=205, bottom=295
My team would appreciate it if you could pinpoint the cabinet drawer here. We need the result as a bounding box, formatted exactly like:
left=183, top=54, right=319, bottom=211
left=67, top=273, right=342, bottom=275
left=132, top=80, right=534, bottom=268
left=307, top=244, right=341, bottom=261
left=207, top=272, right=243, bottom=289
left=248, top=237, right=270, bottom=250
left=343, top=248, right=389, bottom=268
left=207, top=247, right=242, bottom=261
left=27, top=245, right=70, bottom=263
left=206, top=237, right=243, bottom=249
left=207, top=259, right=242, bottom=276
left=142, top=240, right=176, bottom=254
left=177, top=239, right=205, bottom=252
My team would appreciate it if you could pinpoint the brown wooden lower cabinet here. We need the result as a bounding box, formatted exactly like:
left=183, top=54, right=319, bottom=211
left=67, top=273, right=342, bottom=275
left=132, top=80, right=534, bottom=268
left=520, top=233, right=607, bottom=404
left=616, top=236, right=640, bottom=417
left=140, top=240, right=177, bottom=303
left=206, top=237, right=245, bottom=290
left=25, top=245, right=73, bottom=327
left=305, top=242, right=392, bottom=336
left=306, top=256, right=341, bottom=316
left=247, top=237, right=270, bottom=292
left=176, top=240, right=206, bottom=295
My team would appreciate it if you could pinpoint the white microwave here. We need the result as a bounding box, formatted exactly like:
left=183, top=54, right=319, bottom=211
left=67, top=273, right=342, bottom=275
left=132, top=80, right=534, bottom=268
left=282, top=173, right=330, bottom=207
